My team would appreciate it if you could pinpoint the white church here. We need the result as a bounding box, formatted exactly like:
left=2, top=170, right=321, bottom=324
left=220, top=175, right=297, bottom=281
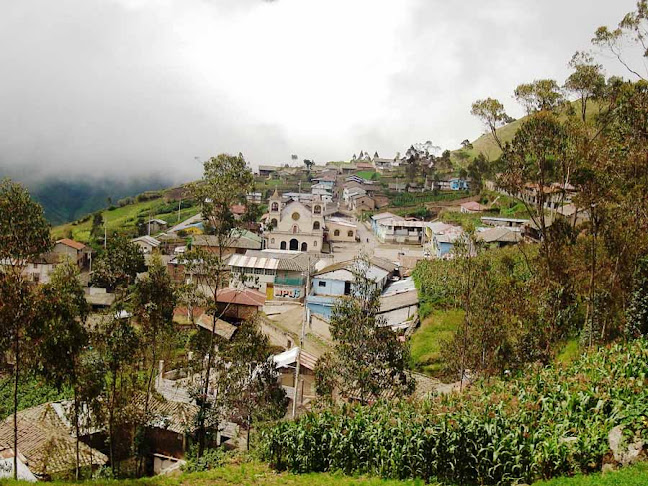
left=264, top=189, right=326, bottom=252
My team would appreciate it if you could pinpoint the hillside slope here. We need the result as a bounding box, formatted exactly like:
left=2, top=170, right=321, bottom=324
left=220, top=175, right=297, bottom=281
left=28, top=177, right=173, bottom=225
left=456, top=99, right=602, bottom=163
left=51, top=185, right=198, bottom=242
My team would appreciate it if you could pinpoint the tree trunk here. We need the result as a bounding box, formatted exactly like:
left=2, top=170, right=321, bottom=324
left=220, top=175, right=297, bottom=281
left=74, top=388, right=81, bottom=480
left=138, top=345, right=157, bottom=476
left=108, top=367, right=117, bottom=477
left=12, top=327, right=19, bottom=481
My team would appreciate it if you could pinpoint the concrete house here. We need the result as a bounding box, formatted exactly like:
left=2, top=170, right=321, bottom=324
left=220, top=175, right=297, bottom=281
left=326, top=217, right=357, bottom=243
left=53, top=238, right=91, bottom=268
left=228, top=249, right=312, bottom=301
left=306, top=258, right=395, bottom=320
left=131, top=235, right=161, bottom=253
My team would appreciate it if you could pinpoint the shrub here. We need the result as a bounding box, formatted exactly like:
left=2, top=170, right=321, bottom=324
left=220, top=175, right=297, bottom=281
left=182, top=446, right=226, bottom=472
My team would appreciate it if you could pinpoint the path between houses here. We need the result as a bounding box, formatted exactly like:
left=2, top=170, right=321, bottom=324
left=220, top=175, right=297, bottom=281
left=262, top=304, right=331, bottom=358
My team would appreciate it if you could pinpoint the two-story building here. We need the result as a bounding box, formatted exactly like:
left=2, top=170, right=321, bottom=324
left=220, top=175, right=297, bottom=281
left=227, top=249, right=312, bottom=301
left=53, top=238, right=91, bottom=268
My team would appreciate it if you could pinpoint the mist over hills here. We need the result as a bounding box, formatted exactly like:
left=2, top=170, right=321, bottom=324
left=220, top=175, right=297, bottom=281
left=12, top=176, right=174, bottom=225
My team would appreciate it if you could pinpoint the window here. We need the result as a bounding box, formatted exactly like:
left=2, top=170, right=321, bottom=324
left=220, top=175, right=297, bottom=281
left=291, top=212, right=300, bottom=221
left=292, top=225, right=299, bottom=234
left=270, top=238, right=275, bottom=244
left=334, top=229, right=340, bottom=236
left=280, top=241, right=287, bottom=250
left=347, top=230, right=354, bottom=237
left=314, top=240, right=318, bottom=247
left=271, top=202, right=278, bottom=211
left=314, top=205, right=321, bottom=214
left=318, top=281, right=326, bottom=287
left=271, top=218, right=278, bottom=227
left=313, top=221, right=320, bottom=230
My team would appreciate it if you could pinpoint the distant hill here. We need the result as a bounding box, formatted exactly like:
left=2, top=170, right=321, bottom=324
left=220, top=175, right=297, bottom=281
left=455, top=99, right=601, bottom=164
left=51, top=184, right=198, bottom=243
left=28, top=177, right=173, bottom=225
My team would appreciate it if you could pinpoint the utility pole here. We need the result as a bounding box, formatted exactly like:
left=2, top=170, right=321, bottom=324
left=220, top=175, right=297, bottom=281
left=291, top=255, right=310, bottom=419
left=104, top=217, right=107, bottom=249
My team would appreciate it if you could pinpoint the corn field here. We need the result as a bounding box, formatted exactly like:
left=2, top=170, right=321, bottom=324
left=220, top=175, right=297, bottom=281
left=260, top=339, right=648, bottom=485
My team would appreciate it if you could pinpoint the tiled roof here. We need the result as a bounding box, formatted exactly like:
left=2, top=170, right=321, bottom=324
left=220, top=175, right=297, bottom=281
left=132, top=394, right=198, bottom=435
left=192, top=230, right=262, bottom=250
left=216, top=288, right=265, bottom=307
left=196, top=313, right=238, bottom=340
left=0, top=403, right=107, bottom=477
left=55, top=238, right=86, bottom=251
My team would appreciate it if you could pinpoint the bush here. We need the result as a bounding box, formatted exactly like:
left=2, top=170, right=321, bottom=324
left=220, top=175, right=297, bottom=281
left=260, top=339, right=648, bottom=485
left=182, top=446, right=226, bottom=473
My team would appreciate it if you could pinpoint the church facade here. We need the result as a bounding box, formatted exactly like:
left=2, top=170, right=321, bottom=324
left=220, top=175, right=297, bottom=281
left=265, top=190, right=325, bottom=252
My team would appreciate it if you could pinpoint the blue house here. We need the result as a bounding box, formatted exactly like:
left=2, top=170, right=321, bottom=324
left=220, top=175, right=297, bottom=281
left=449, top=178, right=470, bottom=191
left=306, top=258, right=395, bottom=320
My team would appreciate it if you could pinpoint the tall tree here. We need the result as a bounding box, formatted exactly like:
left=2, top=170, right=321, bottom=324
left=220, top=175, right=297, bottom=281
left=96, top=314, right=140, bottom=476
left=187, top=153, right=254, bottom=456
left=565, top=51, right=606, bottom=122
left=0, top=179, right=50, bottom=480
left=514, top=79, right=566, bottom=114
left=90, top=234, right=145, bottom=293
left=315, top=256, right=415, bottom=403
left=470, top=98, right=513, bottom=150
left=592, top=0, right=648, bottom=80
left=131, top=255, right=177, bottom=474
left=36, top=262, right=90, bottom=479
left=220, top=319, right=286, bottom=450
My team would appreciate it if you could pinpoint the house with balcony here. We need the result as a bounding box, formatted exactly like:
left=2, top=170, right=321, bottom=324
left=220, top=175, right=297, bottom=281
left=374, top=218, right=431, bottom=245
left=227, top=249, right=311, bottom=301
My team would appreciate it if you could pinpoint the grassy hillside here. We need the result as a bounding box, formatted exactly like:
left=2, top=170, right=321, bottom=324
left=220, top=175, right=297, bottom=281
left=454, top=99, right=604, bottom=164
left=410, top=309, right=463, bottom=377
left=29, top=177, right=173, bottom=225
left=51, top=186, right=198, bottom=242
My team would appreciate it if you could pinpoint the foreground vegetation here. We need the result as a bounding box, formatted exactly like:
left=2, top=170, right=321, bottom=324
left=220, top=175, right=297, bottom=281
left=261, top=339, right=648, bottom=485
left=7, top=460, right=648, bottom=486
left=5, top=460, right=426, bottom=486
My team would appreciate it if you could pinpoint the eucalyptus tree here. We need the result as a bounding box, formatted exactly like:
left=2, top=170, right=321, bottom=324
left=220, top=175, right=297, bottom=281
left=36, top=262, right=90, bottom=479
left=0, top=179, right=50, bottom=480
left=315, top=256, right=415, bottom=403
left=187, top=153, right=254, bottom=456
left=132, top=255, right=177, bottom=474
left=514, top=79, right=566, bottom=114
left=470, top=97, right=513, bottom=151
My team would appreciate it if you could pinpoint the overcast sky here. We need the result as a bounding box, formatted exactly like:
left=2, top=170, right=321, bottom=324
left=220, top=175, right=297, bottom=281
left=0, top=0, right=638, bottom=184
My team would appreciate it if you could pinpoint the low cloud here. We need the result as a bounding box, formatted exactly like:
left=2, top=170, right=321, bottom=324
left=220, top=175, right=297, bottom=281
left=0, top=0, right=637, bottom=184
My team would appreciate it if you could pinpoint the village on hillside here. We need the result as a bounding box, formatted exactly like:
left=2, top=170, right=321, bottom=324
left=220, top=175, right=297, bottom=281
left=0, top=146, right=588, bottom=480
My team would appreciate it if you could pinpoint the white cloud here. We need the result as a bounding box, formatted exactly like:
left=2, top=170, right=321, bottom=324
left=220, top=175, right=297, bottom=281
left=0, top=0, right=639, bottom=183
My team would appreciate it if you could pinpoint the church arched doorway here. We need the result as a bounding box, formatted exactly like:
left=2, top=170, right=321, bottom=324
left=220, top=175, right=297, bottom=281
left=289, top=239, right=299, bottom=250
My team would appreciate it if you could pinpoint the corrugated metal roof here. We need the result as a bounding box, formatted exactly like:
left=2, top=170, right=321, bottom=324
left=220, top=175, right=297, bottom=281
left=228, top=253, right=279, bottom=270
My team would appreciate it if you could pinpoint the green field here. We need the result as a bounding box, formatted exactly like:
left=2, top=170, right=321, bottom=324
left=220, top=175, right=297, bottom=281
left=6, top=461, right=427, bottom=486
left=410, top=309, right=463, bottom=376
left=52, top=196, right=199, bottom=243
left=356, top=170, right=381, bottom=180
left=534, top=463, right=648, bottom=486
